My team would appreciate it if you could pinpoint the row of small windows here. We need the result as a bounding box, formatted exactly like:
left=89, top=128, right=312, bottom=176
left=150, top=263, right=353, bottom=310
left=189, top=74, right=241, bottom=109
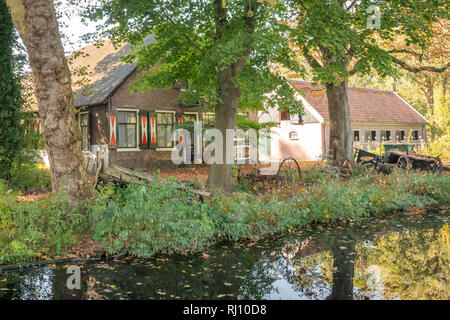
left=79, top=111, right=215, bottom=151
left=353, top=130, right=420, bottom=142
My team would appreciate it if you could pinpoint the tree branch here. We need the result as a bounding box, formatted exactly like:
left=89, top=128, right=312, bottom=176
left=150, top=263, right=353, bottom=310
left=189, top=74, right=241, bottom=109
left=302, top=47, right=322, bottom=69
left=345, top=0, right=357, bottom=11
left=348, top=57, right=367, bottom=76
left=391, top=55, right=450, bottom=73
left=298, top=0, right=308, bottom=13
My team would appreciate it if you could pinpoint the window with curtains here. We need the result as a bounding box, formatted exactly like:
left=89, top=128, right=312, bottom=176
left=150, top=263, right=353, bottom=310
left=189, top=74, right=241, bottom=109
left=80, top=112, right=89, bottom=151
left=157, top=112, right=174, bottom=148
left=117, top=110, right=138, bottom=148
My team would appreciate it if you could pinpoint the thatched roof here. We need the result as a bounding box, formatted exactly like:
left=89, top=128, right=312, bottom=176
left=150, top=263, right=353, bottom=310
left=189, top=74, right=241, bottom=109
left=23, top=35, right=156, bottom=112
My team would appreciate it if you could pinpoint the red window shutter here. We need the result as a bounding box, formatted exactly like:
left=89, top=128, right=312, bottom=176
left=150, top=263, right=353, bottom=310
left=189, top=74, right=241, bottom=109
left=139, top=111, right=149, bottom=149
left=149, top=111, right=157, bottom=148
left=108, top=111, right=117, bottom=149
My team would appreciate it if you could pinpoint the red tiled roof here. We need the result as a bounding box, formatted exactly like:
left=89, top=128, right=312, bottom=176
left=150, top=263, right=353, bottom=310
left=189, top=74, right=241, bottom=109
left=290, top=80, right=428, bottom=124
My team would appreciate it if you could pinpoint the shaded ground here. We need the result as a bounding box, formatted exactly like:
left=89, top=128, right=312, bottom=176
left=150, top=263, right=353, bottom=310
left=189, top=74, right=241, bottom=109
left=145, top=161, right=325, bottom=185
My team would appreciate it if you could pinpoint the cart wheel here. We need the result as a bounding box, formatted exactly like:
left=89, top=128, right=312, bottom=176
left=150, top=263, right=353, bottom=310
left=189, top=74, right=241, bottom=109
left=433, top=157, right=443, bottom=175
left=361, top=160, right=376, bottom=169
left=397, top=155, right=410, bottom=171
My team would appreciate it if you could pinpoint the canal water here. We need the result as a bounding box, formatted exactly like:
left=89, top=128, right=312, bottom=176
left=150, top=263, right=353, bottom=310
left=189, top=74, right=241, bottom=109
left=1, top=210, right=448, bottom=300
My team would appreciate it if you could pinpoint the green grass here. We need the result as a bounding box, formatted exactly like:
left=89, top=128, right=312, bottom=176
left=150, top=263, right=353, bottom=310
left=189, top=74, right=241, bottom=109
left=0, top=167, right=449, bottom=265
left=88, top=169, right=449, bottom=258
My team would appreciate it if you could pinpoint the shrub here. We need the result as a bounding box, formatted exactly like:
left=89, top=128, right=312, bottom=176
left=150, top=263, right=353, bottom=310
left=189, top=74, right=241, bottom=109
left=0, top=185, right=86, bottom=264
left=89, top=179, right=214, bottom=257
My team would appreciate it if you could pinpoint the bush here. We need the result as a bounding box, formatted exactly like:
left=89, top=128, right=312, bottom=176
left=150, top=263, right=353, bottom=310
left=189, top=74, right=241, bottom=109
left=1, top=168, right=448, bottom=264
left=89, top=179, right=214, bottom=257
left=8, top=162, right=51, bottom=192
left=87, top=170, right=449, bottom=259
left=0, top=183, right=86, bottom=264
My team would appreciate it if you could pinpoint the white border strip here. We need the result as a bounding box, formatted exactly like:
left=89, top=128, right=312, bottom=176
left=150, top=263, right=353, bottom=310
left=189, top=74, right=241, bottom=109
left=393, top=92, right=429, bottom=124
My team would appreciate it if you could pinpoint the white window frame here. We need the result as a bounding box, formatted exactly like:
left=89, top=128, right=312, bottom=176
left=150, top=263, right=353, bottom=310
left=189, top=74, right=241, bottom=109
left=79, top=111, right=90, bottom=153
left=380, top=130, right=392, bottom=142
left=411, top=129, right=419, bottom=141
left=353, top=130, right=361, bottom=142
left=202, top=112, right=215, bottom=127
left=182, top=111, right=199, bottom=121
left=155, top=110, right=176, bottom=151
left=116, top=108, right=140, bottom=152
left=364, top=129, right=377, bottom=143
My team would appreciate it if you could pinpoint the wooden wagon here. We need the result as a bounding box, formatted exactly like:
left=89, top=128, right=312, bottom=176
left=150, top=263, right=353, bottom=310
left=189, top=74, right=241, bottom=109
left=354, top=143, right=443, bottom=174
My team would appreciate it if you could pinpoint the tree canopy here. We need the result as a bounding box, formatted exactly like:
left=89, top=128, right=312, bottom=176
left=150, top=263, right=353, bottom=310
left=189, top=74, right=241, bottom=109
left=290, top=0, right=449, bottom=86
left=79, top=0, right=304, bottom=115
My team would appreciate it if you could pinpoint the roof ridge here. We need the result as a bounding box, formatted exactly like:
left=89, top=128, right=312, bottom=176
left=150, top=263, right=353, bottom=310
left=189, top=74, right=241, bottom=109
left=288, top=79, right=394, bottom=94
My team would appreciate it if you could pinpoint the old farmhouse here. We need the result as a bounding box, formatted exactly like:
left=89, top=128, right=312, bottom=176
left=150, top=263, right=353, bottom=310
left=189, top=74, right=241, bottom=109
left=258, top=81, right=428, bottom=161
left=26, top=39, right=428, bottom=170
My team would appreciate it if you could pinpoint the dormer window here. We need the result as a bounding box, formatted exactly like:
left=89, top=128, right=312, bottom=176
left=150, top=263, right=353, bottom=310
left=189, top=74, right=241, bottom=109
left=289, top=131, right=299, bottom=140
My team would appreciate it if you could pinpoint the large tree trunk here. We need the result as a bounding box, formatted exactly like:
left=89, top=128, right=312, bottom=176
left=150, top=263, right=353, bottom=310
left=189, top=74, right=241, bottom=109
left=206, top=0, right=255, bottom=191
left=325, top=82, right=354, bottom=164
left=206, top=67, right=240, bottom=191
left=7, top=0, right=91, bottom=204
left=327, top=241, right=356, bottom=300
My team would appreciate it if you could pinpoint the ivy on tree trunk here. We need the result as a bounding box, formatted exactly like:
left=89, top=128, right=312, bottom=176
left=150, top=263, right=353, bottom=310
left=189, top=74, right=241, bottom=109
left=0, top=1, right=22, bottom=181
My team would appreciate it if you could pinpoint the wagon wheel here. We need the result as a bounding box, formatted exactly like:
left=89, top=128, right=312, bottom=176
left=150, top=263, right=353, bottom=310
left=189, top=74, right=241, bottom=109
left=361, top=160, right=376, bottom=169
left=433, top=157, right=443, bottom=175
left=397, top=155, right=411, bottom=171
left=277, top=157, right=303, bottom=183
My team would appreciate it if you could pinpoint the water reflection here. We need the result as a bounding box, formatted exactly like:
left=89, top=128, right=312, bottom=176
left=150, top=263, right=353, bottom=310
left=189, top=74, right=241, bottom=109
left=0, top=210, right=448, bottom=300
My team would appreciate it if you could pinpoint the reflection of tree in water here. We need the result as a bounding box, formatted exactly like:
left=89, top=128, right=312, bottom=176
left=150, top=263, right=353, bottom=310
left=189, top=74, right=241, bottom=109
left=274, top=250, right=334, bottom=299
left=53, top=244, right=280, bottom=300
left=276, top=212, right=448, bottom=300
left=1, top=211, right=447, bottom=300
left=238, top=257, right=279, bottom=299
left=357, top=224, right=449, bottom=300
left=17, top=267, right=54, bottom=300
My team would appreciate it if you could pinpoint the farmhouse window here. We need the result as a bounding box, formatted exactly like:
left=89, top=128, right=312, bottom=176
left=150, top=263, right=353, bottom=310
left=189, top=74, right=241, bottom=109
left=289, top=131, right=299, bottom=140
left=353, top=130, right=360, bottom=141
left=381, top=130, right=391, bottom=141
left=396, top=130, right=406, bottom=141
left=79, top=112, right=89, bottom=151
left=412, top=130, right=419, bottom=140
left=117, top=110, right=138, bottom=148
left=157, top=112, right=175, bottom=148
left=203, top=113, right=215, bottom=129
left=364, top=130, right=377, bottom=142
